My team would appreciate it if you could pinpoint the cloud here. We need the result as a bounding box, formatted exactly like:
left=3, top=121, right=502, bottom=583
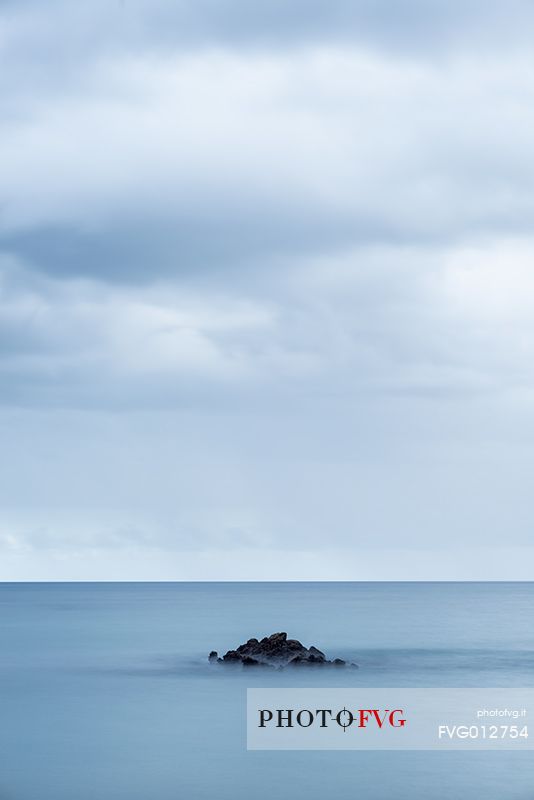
left=3, top=234, right=534, bottom=411
left=1, top=46, right=533, bottom=289
left=4, top=0, right=534, bottom=63
left=1, top=1, right=534, bottom=577
left=0, top=258, right=284, bottom=408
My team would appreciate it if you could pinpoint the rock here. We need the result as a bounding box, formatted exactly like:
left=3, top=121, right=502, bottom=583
left=222, top=650, right=241, bottom=662
left=309, top=646, right=326, bottom=661
left=209, top=632, right=357, bottom=669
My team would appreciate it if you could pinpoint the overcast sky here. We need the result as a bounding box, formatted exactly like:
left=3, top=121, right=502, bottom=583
left=1, top=0, right=534, bottom=580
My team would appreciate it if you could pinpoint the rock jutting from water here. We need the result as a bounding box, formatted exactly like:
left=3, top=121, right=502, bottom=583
left=208, top=632, right=358, bottom=668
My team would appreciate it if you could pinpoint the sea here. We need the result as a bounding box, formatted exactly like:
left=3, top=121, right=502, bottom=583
left=0, top=581, right=533, bottom=800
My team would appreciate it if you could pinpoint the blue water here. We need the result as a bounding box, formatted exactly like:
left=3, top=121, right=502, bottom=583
left=1, top=582, right=533, bottom=800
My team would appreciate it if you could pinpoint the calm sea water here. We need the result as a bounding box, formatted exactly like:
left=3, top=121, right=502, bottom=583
left=0, top=582, right=533, bottom=800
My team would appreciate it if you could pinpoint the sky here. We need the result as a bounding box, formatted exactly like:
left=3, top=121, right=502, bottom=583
left=1, top=0, right=534, bottom=580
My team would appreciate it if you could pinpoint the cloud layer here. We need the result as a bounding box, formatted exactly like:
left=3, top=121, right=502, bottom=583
left=1, top=1, right=534, bottom=578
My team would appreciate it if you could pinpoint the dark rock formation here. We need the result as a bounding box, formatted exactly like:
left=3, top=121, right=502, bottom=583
left=209, top=632, right=357, bottom=668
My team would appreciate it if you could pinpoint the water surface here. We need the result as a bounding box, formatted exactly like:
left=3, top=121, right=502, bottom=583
left=0, top=582, right=533, bottom=799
